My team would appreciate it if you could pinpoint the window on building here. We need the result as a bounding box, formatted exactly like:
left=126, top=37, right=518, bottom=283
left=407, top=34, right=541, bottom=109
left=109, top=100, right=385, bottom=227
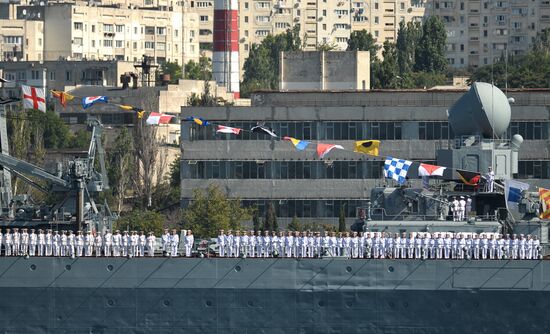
left=3, top=36, right=22, bottom=44
left=103, top=24, right=113, bottom=32
left=91, top=25, right=96, bottom=33
left=200, top=15, right=209, bottom=22
left=74, top=22, right=83, bottom=30
left=157, top=42, right=166, bottom=50
left=145, top=26, right=155, bottom=35
left=49, top=71, right=56, bottom=81
left=66, top=71, right=72, bottom=81
left=73, top=37, right=83, bottom=46
left=116, top=25, right=124, bottom=33
left=115, top=40, right=123, bottom=48
left=145, top=41, right=155, bottom=49
left=103, top=40, right=113, bottom=47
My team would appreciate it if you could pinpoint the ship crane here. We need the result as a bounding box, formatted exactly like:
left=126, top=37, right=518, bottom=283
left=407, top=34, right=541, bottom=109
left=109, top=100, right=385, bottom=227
left=0, top=115, right=113, bottom=231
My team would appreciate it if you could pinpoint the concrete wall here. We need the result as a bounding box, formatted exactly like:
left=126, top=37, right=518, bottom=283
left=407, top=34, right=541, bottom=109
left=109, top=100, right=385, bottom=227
left=279, top=51, right=370, bottom=91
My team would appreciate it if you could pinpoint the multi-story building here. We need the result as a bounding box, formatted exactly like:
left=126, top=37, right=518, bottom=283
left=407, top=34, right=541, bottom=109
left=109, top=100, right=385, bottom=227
left=429, top=0, right=550, bottom=69
left=43, top=3, right=199, bottom=64
left=0, top=1, right=199, bottom=65
left=180, top=89, right=550, bottom=227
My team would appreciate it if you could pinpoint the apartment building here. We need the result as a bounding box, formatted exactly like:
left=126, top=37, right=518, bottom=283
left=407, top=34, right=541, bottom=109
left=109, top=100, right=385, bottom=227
left=0, top=5, right=44, bottom=61
left=43, top=3, right=198, bottom=64
left=428, top=0, right=550, bottom=69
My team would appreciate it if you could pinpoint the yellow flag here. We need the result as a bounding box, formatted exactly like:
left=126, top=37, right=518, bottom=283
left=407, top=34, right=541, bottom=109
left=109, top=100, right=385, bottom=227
left=539, top=188, right=550, bottom=219
left=137, top=111, right=145, bottom=119
left=354, top=140, right=380, bottom=156
left=116, top=104, right=134, bottom=111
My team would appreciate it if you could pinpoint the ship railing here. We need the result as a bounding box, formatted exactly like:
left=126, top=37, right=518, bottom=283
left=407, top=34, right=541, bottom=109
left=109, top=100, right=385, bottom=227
left=370, top=207, right=500, bottom=222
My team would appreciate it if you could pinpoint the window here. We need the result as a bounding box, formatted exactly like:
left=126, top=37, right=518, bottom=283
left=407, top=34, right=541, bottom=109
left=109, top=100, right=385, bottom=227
left=74, top=22, right=83, bottom=30
left=196, top=1, right=211, bottom=7
left=92, top=40, right=96, bottom=48
left=145, top=41, right=155, bottom=49
left=145, top=26, right=155, bottom=35
left=157, top=42, right=166, bottom=50
left=91, top=25, right=96, bottom=33
left=66, top=71, right=72, bottom=81
left=103, top=39, right=113, bottom=47
left=49, top=71, right=56, bottom=81
left=374, top=16, right=379, bottom=24
left=73, top=37, right=83, bottom=46
left=256, top=16, right=270, bottom=23
left=31, top=70, right=39, bottom=80
left=200, top=15, right=209, bottom=22
left=103, top=24, right=113, bottom=32
left=116, top=25, right=124, bottom=33
left=115, top=40, right=123, bottom=48
left=255, top=30, right=270, bottom=37
left=133, top=42, right=138, bottom=49
left=156, top=27, right=166, bottom=35
left=3, top=36, right=22, bottom=44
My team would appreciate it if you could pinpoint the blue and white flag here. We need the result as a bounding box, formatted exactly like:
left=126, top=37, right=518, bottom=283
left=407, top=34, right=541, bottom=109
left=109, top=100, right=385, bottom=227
left=384, top=157, right=413, bottom=185
left=82, top=96, right=108, bottom=109
left=505, top=179, right=530, bottom=221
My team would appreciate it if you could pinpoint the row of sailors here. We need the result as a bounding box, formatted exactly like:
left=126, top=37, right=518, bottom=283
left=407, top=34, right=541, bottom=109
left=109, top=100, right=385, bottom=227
left=0, top=228, right=195, bottom=257
left=217, top=230, right=542, bottom=260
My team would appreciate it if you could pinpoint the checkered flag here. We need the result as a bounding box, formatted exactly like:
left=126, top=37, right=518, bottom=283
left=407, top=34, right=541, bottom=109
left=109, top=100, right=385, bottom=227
left=384, top=157, right=413, bottom=185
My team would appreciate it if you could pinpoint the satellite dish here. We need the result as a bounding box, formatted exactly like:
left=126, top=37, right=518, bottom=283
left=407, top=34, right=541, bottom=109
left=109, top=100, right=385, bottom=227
left=447, top=82, right=511, bottom=138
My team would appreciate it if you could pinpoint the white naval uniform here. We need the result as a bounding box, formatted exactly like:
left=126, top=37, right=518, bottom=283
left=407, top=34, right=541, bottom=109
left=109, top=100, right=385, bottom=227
left=29, top=232, right=37, bottom=256
left=146, top=235, right=156, bottom=257
left=138, top=234, right=146, bottom=257
left=103, top=232, right=112, bottom=257
left=185, top=234, right=194, bottom=257
left=169, top=234, right=179, bottom=257
left=76, top=235, right=84, bottom=257
left=458, top=199, right=466, bottom=221
left=85, top=234, right=93, bottom=256
left=112, top=233, right=122, bottom=257
left=37, top=233, right=45, bottom=256
left=217, top=235, right=226, bottom=257
left=4, top=233, right=12, bottom=256
left=121, top=234, right=129, bottom=257
left=94, top=234, right=103, bottom=257
left=45, top=232, right=52, bottom=256
left=161, top=233, right=170, bottom=255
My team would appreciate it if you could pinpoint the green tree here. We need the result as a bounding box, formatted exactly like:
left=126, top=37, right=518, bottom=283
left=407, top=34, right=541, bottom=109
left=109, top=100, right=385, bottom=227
left=181, top=184, right=251, bottom=238
left=263, top=201, right=277, bottom=231
left=415, top=16, right=447, bottom=73
left=114, top=209, right=165, bottom=235
left=316, top=41, right=338, bottom=51
left=159, top=61, right=182, bottom=84
left=168, top=154, right=180, bottom=188
left=373, top=41, right=399, bottom=88
left=533, top=28, right=550, bottom=55
left=252, top=208, right=261, bottom=232
left=241, top=26, right=301, bottom=97
left=396, top=21, right=422, bottom=76
left=108, top=127, right=133, bottom=213
left=69, top=129, right=91, bottom=149
left=42, top=111, right=72, bottom=149
left=184, top=56, right=212, bottom=80
left=347, top=29, right=380, bottom=63
left=338, top=204, right=346, bottom=232
left=287, top=215, right=302, bottom=231
left=187, top=81, right=218, bottom=106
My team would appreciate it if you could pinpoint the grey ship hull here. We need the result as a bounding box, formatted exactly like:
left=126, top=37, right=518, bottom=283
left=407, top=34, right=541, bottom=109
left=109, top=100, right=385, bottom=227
left=0, top=257, right=548, bottom=333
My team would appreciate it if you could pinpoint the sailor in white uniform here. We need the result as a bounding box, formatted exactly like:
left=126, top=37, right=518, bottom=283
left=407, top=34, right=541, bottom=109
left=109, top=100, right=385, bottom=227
left=249, top=231, right=257, bottom=258
left=28, top=229, right=37, bottom=256
left=350, top=232, right=359, bottom=258
left=488, top=234, right=497, bottom=260
left=20, top=228, right=29, bottom=256
left=53, top=230, right=61, bottom=257
left=518, top=234, right=527, bottom=260
left=146, top=232, right=156, bottom=257
left=511, top=234, right=519, bottom=260
left=12, top=228, right=20, bottom=256
left=45, top=230, right=53, bottom=256
left=480, top=234, right=489, bottom=259
left=184, top=230, right=194, bottom=257
left=526, top=235, right=534, bottom=260
left=129, top=231, right=139, bottom=258
left=103, top=230, right=112, bottom=257
left=465, top=196, right=472, bottom=219
left=242, top=231, right=251, bottom=257
left=112, top=230, right=122, bottom=257
left=169, top=229, right=179, bottom=257
left=457, top=234, right=466, bottom=260
left=76, top=231, right=85, bottom=257
left=443, top=233, right=452, bottom=259
left=234, top=231, right=242, bottom=258
left=4, top=229, right=12, bottom=256
left=121, top=231, right=130, bottom=257
left=217, top=230, right=226, bottom=257
left=138, top=231, right=146, bottom=257
left=284, top=231, right=294, bottom=258
left=37, top=230, right=45, bottom=256
left=533, top=236, right=541, bottom=259
left=485, top=166, right=495, bottom=192
left=161, top=229, right=170, bottom=256
left=496, top=234, right=505, bottom=260
left=458, top=196, right=466, bottom=221
left=67, top=231, right=75, bottom=257
left=85, top=231, right=94, bottom=257
left=94, top=232, right=103, bottom=257
left=452, top=197, right=460, bottom=222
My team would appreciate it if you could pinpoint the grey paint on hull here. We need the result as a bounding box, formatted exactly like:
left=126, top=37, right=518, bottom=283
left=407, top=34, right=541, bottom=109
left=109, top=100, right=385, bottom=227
left=0, top=258, right=549, bottom=333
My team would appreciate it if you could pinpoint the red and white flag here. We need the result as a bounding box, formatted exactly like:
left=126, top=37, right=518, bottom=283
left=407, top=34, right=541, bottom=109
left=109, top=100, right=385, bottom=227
left=316, top=143, right=344, bottom=159
left=418, top=163, right=446, bottom=177
left=21, top=85, right=46, bottom=113
left=146, top=112, right=173, bottom=125
left=216, top=125, right=241, bottom=135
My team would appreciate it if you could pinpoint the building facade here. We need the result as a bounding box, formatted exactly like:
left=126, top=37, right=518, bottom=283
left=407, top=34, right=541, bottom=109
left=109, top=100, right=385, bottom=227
left=428, top=0, right=550, bottom=68
left=181, top=89, right=550, bottom=226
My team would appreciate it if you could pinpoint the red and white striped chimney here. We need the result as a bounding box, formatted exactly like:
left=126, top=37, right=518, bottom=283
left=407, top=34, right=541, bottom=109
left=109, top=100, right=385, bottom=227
left=213, top=0, right=240, bottom=99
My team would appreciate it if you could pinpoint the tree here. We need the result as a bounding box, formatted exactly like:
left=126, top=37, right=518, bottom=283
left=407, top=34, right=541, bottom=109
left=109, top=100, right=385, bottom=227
left=187, top=81, right=218, bottom=106
left=287, top=215, right=302, bottom=231
left=533, top=28, right=550, bottom=55
left=252, top=209, right=261, bottom=232
left=241, top=26, right=301, bottom=97
left=108, top=127, right=133, bottom=213
left=338, top=204, right=346, bottom=232
left=317, top=41, right=339, bottom=51
left=263, top=201, right=277, bottom=231
left=396, top=21, right=422, bottom=76
left=168, top=154, right=180, bottom=189
left=415, top=16, right=447, bottom=73
left=159, top=61, right=182, bottom=84
left=181, top=184, right=251, bottom=238
left=113, top=209, right=165, bottom=235
left=347, top=29, right=380, bottom=63
left=184, top=56, right=212, bottom=81
left=373, top=41, right=399, bottom=88
left=133, top=91, right=162, bottom=208
left=69, top=129, right=91, bottom=149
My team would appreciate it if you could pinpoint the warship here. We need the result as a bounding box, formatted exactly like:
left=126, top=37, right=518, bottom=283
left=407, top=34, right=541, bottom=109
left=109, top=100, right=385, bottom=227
left=0, top=83, right=549, bottom=333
